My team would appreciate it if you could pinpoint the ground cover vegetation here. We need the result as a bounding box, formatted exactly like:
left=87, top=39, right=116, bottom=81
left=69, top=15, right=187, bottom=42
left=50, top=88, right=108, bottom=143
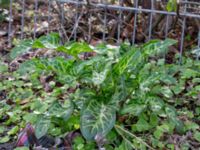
left=1, top=0, right=200, bottom=149
left=0, top=33, right=200, bottom=149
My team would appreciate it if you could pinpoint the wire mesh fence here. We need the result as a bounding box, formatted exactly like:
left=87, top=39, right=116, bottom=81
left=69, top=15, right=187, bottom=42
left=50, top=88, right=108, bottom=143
left=5, top=0, right=200, bottom=61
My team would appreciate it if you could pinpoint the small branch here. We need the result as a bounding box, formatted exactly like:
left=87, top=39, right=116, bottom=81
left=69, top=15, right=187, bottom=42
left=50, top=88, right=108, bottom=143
left=115, top=125, right=156, bottom=150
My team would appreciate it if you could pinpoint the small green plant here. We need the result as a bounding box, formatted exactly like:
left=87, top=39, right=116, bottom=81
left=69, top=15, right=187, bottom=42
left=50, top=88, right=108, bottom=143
left=166, top=0, right=178, bottom=12
left=14, top=34, right=177, bottom=140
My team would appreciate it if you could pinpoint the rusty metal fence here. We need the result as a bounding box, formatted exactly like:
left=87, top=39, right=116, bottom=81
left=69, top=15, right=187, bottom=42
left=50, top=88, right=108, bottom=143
left=6, top=0, right=200, bottom=58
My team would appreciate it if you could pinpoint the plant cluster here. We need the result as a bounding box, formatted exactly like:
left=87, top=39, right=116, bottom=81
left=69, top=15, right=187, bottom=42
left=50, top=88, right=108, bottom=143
left=0, top=33, right=200, bottom=149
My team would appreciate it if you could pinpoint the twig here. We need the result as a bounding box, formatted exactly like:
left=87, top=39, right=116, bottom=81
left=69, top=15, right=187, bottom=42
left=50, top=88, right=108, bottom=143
left=68, top=12, right=83, bottom=40
left=115, top=125, right=156, bottom=150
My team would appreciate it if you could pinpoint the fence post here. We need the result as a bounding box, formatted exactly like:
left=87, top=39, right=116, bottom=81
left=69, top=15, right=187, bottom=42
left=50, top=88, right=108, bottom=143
left=8, top=0, right=13, bottom=47
left=103, top=4, right=107, bottom=42
left=34, top=0, right=38, bottom=39
left=117, top=0, right=123, bottom=44
left=179, top=0, right=187, bottom=64
left=148, top=0, right=154, bottom=41
left=21, top=0, right=25, bottom=39
left=132, top=0, right=138, bottom=44
left=48, top=0, right=52, bottom=34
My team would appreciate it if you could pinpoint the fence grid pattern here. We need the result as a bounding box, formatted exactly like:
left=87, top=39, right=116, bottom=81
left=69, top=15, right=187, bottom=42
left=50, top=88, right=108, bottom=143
left=7, top=0, right=200, bottom=61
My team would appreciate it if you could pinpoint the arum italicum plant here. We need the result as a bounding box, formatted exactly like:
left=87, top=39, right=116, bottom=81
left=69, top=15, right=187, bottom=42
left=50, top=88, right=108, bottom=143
left=11, top=33, right=179, bottom=147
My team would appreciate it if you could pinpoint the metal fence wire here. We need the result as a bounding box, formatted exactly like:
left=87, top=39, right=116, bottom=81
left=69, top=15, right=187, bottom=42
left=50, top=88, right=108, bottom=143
left=7, top=0, right=200, bottom=60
